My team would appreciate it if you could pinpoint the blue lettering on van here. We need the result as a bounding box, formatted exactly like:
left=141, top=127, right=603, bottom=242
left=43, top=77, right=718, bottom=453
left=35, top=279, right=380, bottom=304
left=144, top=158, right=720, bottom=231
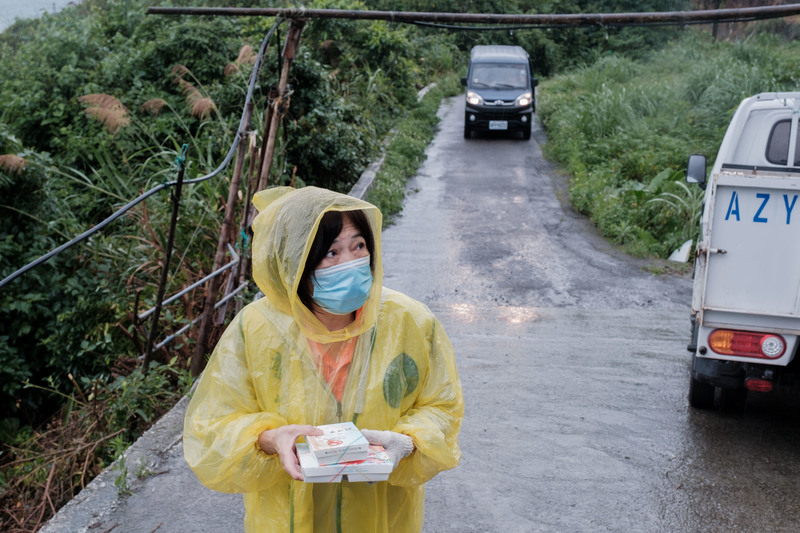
left=725, top=191, right=740, bottom=221
left=753, top=193, right=770, bottom=223
left=785, top=194, right=798, bottom=224
left=723, top=191, right=799, bottom=224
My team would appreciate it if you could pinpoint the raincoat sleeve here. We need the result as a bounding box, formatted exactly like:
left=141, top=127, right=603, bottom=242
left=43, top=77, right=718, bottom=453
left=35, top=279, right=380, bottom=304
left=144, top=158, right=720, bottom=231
left=183, top=311, right=288, bottom=494
left=389, top=308, right=464, bottom=487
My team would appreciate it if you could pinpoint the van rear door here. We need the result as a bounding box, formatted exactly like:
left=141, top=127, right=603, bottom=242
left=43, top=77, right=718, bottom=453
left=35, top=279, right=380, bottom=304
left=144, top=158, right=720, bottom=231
left=701, top=170, right=800, bottom=331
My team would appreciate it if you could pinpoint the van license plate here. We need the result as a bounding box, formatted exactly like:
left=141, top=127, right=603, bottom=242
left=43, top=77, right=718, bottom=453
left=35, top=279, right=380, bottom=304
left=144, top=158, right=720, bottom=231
left=489, top=120, right=508, bottom=130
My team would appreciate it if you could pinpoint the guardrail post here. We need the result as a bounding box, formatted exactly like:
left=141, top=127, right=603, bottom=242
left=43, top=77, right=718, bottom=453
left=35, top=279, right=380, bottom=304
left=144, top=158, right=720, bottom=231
left=143, top=144, right=188, bottom=373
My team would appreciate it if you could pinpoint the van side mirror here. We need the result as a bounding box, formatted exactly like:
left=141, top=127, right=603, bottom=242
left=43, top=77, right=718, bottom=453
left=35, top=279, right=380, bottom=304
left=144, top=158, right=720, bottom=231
left=461, top=76, right=467, bottom=86
left=686, top=154, right=707, bottom=189
left=531, top=77, right=539, bottom=88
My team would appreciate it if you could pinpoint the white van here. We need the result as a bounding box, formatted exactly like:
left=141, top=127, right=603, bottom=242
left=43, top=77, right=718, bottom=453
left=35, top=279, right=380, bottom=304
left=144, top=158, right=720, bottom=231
left=686, top=92, right=800, bottom=409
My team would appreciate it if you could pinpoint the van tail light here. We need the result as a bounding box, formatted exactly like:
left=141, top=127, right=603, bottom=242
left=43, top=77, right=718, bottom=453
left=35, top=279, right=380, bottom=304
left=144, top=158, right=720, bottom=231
left=745, top=378, right=773, bottom=392
left=708, top=329, right=786, bottom=359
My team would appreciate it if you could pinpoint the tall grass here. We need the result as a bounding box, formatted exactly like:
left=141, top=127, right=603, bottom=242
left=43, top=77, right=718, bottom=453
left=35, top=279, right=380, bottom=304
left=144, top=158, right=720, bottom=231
left=538, top=31, right=800, bottom=259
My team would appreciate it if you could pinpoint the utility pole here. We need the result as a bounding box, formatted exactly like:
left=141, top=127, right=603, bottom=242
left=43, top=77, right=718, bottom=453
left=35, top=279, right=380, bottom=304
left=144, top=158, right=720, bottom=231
left=189, top=19, right=306, bottom=376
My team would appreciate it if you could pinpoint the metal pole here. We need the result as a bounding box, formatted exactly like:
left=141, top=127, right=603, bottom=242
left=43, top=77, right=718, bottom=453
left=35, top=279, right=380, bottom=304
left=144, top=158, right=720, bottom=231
left=146, top=4, right=800, bottom=26
left=256, top=19, right=305, bottom=193
left=190, top=103, right=253, bottom=377
left=143, top=144, right=188, bottom=373
left=241, top=19, right=306, bottom=234
left=235, top=132, right=261, bottom=315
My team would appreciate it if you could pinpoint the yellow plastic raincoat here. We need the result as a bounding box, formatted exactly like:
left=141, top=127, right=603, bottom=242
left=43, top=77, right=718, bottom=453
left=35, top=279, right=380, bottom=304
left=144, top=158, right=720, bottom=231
left=183, top=186, right=464, bottom=532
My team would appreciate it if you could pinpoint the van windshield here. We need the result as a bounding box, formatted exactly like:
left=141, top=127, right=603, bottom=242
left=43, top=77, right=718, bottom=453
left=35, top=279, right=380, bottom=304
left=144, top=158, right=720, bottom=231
left=470, top=64, right=528, bottom=90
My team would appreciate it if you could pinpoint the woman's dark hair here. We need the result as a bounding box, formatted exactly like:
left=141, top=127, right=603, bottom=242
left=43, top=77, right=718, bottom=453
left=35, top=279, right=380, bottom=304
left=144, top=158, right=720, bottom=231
left=298, top=210, right=375, bottom=312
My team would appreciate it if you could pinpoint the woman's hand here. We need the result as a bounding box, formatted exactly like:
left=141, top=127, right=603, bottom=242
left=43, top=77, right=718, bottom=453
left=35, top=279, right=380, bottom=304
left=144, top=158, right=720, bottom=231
left=258, top=424, right=323, bottom=481
left=360, top=429, right=415, bottom=469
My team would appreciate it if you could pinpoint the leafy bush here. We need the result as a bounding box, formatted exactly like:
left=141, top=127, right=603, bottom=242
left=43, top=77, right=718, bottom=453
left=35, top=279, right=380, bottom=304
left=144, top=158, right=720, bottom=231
left=538, top=30, right=800, bottom=258
left=277, top=0, right=455, bottom=192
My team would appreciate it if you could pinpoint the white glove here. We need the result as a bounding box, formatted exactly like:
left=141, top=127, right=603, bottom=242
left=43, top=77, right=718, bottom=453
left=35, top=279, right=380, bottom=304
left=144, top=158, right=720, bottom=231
left=360, top=429, right=414, bottom=468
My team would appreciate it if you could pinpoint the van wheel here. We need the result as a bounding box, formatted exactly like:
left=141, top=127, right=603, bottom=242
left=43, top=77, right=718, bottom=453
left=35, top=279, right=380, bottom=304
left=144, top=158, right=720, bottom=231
left=688, top=374, right=715, bottom=409
left=522, top=122, right=531, bottom=140
left=464, top=124, right=472, bottom=139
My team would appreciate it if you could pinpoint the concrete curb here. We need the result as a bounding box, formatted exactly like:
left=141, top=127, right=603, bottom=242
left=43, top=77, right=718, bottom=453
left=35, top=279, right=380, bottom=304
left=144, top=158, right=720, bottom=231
left=39, top=395, right=190, bottom=533
left=349, top=83, right=437, bottom=200
left=348, top=153, right=386, bottom=199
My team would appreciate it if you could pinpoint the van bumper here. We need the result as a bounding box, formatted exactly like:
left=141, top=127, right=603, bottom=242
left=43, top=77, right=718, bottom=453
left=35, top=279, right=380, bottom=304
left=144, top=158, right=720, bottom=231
left=692, top=356, right=745, bottom=389
left=464, top=106, right=533, bottom=132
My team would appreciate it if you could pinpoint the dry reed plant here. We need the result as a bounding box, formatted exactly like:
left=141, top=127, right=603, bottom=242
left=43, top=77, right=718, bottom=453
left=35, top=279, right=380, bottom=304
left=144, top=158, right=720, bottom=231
left=190, top=98, right=216, bottom=120
left=0, top=154, right=27, bottom=174
left=224, top=63, right=239, bottom=77
left=225, top=45, right=257, bottom=77
left=141, top=98, right=168, bottom=116
left=237, top=45, right=256, bottom=66
left=78, top=94, right=130, bottom=134
left=171, top=64, right=218, bottom=120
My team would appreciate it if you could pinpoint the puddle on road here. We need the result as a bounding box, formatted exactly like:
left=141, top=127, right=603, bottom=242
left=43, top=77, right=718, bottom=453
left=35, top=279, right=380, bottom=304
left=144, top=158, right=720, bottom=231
left=445, top=302, right=541, bottom=324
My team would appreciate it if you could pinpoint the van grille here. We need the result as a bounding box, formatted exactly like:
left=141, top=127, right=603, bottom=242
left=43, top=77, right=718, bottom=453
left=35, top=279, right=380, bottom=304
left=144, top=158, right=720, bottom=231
left=476, top=108, right=520, bottom=120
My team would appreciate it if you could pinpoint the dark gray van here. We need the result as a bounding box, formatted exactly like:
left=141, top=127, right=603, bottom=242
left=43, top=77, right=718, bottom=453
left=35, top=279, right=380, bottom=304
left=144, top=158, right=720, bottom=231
left=461, top=45, right=538, bottom=140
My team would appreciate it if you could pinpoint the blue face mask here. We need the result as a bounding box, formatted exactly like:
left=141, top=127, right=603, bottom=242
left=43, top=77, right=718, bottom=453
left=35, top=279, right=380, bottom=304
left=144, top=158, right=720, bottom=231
left=312, top=256, right=373, bottom=315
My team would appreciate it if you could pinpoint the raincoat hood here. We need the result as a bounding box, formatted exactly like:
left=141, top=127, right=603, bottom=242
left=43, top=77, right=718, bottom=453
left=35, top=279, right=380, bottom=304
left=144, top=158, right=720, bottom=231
left=251, top=186, right=383, bottom=343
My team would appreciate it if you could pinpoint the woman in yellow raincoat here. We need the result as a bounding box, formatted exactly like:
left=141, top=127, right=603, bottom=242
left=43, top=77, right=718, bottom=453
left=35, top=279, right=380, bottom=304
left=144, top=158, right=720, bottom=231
left=183, top=186, right=464, bottom=532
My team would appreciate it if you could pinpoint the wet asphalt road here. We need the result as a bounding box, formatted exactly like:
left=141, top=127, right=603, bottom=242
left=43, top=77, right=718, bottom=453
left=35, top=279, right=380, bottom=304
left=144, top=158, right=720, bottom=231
left=45, top=97, right=800, bottom=533
left=383, top=97, right=800, bottom=532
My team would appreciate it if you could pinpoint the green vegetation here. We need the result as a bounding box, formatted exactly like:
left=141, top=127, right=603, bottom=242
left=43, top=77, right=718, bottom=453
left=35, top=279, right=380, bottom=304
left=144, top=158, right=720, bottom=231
left=0, top=359, right=191, bottom=530
left=0, top=4, right=448, bottom=418
left=538, top=31, right=800, bottom=258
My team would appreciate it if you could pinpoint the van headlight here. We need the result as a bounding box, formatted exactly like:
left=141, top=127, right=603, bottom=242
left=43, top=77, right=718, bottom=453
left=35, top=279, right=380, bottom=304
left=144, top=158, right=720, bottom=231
left=515, top=92, right=533, bottom=107
left=466, top=91, right=484, bottom=106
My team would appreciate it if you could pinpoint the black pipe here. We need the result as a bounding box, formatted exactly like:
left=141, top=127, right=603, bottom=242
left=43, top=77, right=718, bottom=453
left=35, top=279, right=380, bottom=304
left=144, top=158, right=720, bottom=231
left=142, top=145, right=187, bottom=373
